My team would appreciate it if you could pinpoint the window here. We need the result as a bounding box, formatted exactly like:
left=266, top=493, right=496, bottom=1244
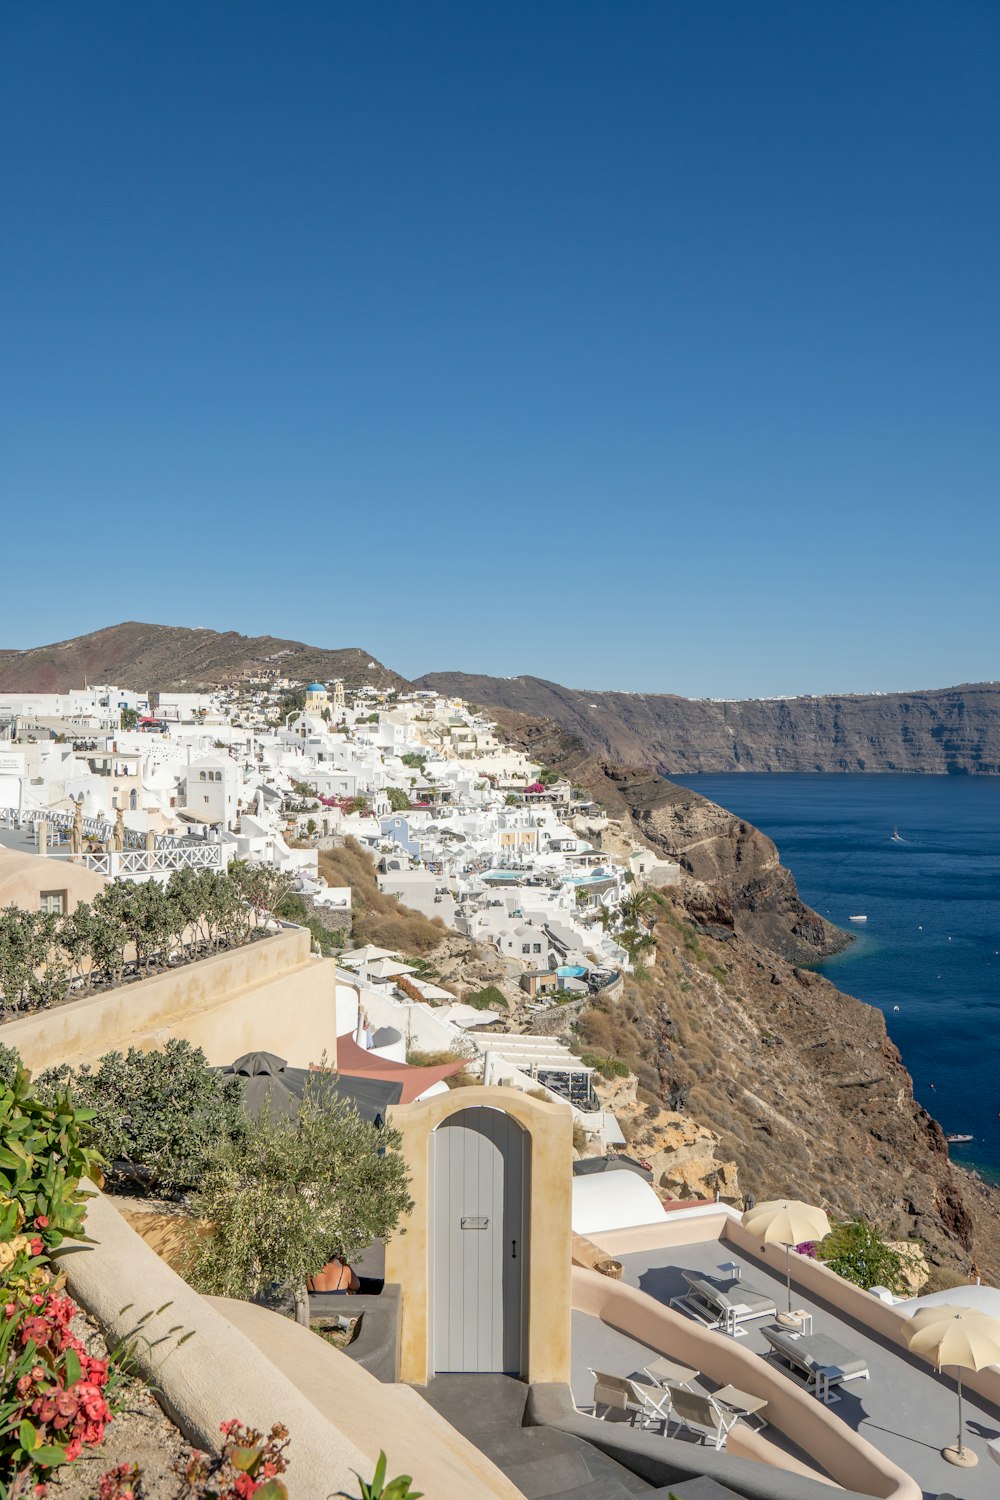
left=40, top=891, right=66, bottom=916
left=203, top=795, right=210, bottom=804
left=521, top=943, right=531, bottom=954
left=199, top=771, right=207, bottom=781
left=533, top=943, right=542, bottom=953
left=129, top=790, right=137, bottom=810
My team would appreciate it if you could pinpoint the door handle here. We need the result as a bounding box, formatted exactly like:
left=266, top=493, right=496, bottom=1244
left=511, top=1239, right=517, bottom=1259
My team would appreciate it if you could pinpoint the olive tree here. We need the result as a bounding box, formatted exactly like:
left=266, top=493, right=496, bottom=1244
left=228, top=861, right=296, bottom=931
left=188, top=1086, right=413, bottom=1323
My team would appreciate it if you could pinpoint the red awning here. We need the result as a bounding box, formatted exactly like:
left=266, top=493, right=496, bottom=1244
left=332, top=1033, right=464, bottom=1104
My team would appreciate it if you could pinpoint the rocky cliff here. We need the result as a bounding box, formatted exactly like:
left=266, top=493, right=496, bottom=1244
left=490, top=706, right=848, bottom=966
left=494, top=706, right=1000, bottom=1287
left=417, top=672, right=1000, bottom=775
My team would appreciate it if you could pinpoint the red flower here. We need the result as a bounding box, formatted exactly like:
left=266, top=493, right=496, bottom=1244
left=35, top=1215, right=50, bottom=1229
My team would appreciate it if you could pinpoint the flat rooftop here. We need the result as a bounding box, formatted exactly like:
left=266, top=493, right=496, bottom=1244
left=591, top=1233, right=1000, bottom=1499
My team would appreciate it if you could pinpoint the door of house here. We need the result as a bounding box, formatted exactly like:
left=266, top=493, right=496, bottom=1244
left=431, top=1107, right=527, bottom=1374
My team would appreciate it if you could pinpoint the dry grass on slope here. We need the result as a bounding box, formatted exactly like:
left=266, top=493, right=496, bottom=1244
left=317, top=840, right=447, bottom=955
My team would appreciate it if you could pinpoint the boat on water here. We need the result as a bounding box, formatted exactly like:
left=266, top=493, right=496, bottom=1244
left=947, top=1133, right=974, bottom=1144
left=848, top=914, right=868, bottom=922
left=891, top=827, right=906, bottom=843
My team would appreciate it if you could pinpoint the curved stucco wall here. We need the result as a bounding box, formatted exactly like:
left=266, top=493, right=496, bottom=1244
left=572, top=1266, right=919, bottom=1500
left=213, top=1298, right=524, bottom=1500
left=58, top=1190, right=371, bottom=1499
left=60, top=1191, right=520, bottom=1500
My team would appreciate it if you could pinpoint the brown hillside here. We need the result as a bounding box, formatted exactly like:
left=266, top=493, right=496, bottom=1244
left=0, top=622, right=406, bottom=694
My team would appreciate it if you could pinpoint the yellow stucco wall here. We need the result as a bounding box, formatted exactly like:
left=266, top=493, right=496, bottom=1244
left=0, top=926, right=341, bottom=1072
left=386, top=1085, right=573, bottom=1386
left=0, top=849, right=107, bottom=913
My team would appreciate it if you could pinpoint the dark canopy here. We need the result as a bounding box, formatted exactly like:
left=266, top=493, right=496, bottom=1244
left=219, top=1053, right=402, bottom=1127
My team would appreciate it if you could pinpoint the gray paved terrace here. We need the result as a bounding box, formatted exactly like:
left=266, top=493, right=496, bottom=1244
left=571, top=1309, right=822, bottom=1476
left=418, top=1374, right=664, bottom=1499
left=612, top=1236, right=1000, bottom=1500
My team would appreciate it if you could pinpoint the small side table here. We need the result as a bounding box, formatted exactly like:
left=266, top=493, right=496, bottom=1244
left=815, top=1365, right=843, bottom=1405
left=776, top=1309, right=813, bottom=1337
left=723, top=1302, right=752, bottom=1338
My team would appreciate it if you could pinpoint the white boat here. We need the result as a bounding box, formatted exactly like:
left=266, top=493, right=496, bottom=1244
left=848, top=914, right=868, bottom=922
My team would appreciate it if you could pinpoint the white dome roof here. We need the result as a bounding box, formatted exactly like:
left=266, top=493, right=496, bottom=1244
left=571, top=1171, right=668, bottom=1237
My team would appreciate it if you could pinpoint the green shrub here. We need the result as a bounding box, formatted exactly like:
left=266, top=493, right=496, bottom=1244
left=0, top=1041, right=20, bottom=1088
left=0, top=864, right=288, bottom=1016
left=0, top=1057, right=103, bottom=1250
left=580, top=1051, right=629, bottom=1080
left=465, top=985, right=508, bottom=1011
left=43, top=1040, right=245, bottom=1197
left=816, top=1218, right=920, bottom=1295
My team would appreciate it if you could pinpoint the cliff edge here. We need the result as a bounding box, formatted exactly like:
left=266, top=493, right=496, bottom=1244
left=417, top=672, right=1000, bottom=775
left=492, top=705, right=1000, bottom=1286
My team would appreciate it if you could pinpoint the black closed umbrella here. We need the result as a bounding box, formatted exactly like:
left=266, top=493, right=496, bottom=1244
left=228, top=1051, right=288, bottom=1077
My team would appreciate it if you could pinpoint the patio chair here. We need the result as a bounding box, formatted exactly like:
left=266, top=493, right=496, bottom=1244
left=664, top=1384, right=742, bottom=1450
left=643, top=1354, right=699, bottom=1389
left=669, top=1270, right=777, bottom=1335
left=763, top=1328, right=870, bottom=1404
left=588, top=1369, right=672, bottom=1430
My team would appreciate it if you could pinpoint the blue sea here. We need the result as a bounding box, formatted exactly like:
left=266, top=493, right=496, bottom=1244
left=671, top=774, right=1000, bottom=1183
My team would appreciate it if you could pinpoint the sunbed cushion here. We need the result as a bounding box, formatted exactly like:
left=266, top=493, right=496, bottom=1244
left=765, top=1329, right=869, bottom=1380
left=681, top=1272, right=775, bottom=1316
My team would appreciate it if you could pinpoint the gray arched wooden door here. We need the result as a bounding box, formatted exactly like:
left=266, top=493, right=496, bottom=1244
left=431, top=1107, right=528, bottom=1374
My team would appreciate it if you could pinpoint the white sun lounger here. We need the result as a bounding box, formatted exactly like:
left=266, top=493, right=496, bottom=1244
left=669, top=1269, right=777, bottom=1335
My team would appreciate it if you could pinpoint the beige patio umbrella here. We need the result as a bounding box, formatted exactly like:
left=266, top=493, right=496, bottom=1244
left=741, top=1199, right=831, bottom=1314
left=905, top=1304, right=1000, bottom=1468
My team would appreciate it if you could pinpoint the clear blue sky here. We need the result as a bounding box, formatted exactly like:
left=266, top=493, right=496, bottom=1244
left=3, top=2, right=998, bottom=696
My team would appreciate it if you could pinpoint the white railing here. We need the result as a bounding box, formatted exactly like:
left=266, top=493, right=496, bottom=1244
left=1, top=807, right=207, bottom=856
left=0, top=809, right=224, bottom=877
left=28, top=845, right=224, bottom=877
left=117, top=845, right=223, bottom=873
